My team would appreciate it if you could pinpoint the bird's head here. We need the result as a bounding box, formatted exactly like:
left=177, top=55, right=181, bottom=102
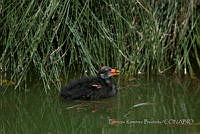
left=98, top=66, right=120, bottom=79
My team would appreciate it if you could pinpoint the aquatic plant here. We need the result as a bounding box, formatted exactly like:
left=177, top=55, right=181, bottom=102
left=0, top=0, right=199, bottom=91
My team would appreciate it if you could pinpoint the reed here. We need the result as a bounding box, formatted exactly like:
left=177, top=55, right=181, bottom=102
left=0, top=0, right=199, bottom=91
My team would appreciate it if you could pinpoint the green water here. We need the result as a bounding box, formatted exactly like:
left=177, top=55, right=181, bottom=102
left=1, top=76, right=200, bottom=134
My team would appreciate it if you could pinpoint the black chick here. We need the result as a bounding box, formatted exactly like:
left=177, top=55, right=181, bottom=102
left=60, top=66, right=119, bottom=100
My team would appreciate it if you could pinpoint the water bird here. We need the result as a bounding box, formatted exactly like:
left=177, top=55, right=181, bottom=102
left=61, top=66, right=120, bottom=100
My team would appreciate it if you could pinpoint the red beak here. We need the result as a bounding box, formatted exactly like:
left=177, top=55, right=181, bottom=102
left=111, top=69, right=120, bottom=75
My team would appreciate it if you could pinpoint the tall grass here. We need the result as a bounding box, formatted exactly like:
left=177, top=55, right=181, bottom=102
left=0, top=0, right=200, bottom=91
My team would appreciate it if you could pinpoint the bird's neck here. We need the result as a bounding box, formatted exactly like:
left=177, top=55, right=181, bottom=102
left=104, top=78, right=113, bottom=87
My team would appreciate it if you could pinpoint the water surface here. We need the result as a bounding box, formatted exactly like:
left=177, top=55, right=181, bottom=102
left=1, top=76, right=200, bottom=134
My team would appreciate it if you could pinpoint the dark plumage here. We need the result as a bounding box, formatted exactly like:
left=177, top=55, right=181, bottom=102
left=60, top=66, right=119, bottom=100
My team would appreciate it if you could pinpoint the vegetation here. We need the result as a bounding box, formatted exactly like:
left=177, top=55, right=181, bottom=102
left=0, top=0, right=200, bottom=91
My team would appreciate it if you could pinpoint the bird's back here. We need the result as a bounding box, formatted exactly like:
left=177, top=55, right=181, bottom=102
left=61, top=77, right=110, bottom=100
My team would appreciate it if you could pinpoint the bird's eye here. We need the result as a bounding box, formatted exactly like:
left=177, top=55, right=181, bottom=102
left=106, top=68, right=112, bottom=72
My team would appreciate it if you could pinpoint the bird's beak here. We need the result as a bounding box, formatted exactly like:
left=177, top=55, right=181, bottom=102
left=111, top=69, right=120, bottom=76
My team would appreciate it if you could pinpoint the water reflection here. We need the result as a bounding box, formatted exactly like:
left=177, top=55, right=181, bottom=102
left=1, top=76, right=200, bottom=133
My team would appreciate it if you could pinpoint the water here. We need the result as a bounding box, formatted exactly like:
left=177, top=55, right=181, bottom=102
left=1, top=76, right=200, bottom=134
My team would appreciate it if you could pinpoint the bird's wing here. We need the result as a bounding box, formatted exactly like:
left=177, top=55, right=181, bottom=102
left=89, top=84, right=102, bottom=89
